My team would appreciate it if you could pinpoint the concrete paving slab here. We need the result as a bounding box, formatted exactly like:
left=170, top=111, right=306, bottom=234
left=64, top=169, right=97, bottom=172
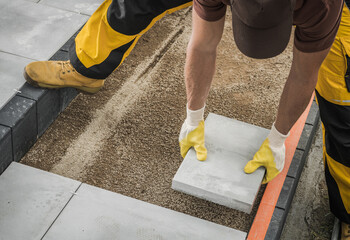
left=43, top=183, right=246, bottom=240
left=172, top=113, right=268, bottom=213
left=39, top=0, right=104, bottom=16
left=0, top=162, right=81, bottom=240
left=0, top=52, right=32, bottom=110
left=0, top=0, right=88, bottom=60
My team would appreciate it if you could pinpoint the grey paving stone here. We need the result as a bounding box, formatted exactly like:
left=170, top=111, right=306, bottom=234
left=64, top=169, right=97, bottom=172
left=18, top=83, right=48, bottom=100
left=39, top=0, right=104, bottom=15
left=276, top=176, right=296, bottom=210
left=331, top=218, right=340, bottom=240
left=0, top=96, right=36, bottom=162
left=36, top=91, right=60, bottom=136
left=0, top=0, right=88, bottom=60
left=172, top=113, right=268, bottom=213
left=0, top=125, right=12, bottom=174
left=59, top=88, right=78, bottom=111
left=0, top=51, right=32, bottom=110
left=43, top=183, right=246, bottom=240
left=18, top=84, right=61, bottom=137
left=305, top=100, right=319, bottom=126
left=296, top=124, right=313, bottom=151
left=287, top=149, right=304, bottom=179
left=0, top=162, right=81, bottom=240
left=265, top=208, right=286, bottom=240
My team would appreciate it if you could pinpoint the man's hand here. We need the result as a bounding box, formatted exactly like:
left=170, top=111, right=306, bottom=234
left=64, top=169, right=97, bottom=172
left=244, top=123, right=289, bottom=184
left=179, top=105, right=207, bottom=161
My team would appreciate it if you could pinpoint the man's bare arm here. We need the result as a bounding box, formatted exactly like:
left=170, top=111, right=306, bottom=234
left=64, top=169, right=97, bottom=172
left=275, top=46, right=331, bottom=134
left=185, top=10, right=225, bottom=110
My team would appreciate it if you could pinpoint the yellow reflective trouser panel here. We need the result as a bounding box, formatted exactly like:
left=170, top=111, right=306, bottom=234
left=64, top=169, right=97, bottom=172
left=315, top=4, right=350, bottom=224
left=69, top=0, right=192, bottom=79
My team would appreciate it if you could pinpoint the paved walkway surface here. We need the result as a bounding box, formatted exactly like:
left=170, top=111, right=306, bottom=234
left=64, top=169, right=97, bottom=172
left=0, top=162, right=247, bottom=240
left=281, top=124, right=334, bottom=240
left=0, top=0, right=102, bottom=110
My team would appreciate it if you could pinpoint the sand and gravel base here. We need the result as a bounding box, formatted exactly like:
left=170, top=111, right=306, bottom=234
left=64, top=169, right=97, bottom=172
left=21, top=8, right=293, bottom=232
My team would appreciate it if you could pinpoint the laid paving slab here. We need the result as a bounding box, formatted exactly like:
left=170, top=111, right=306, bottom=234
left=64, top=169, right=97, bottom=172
left=0, top=0, right=88, bottom=61
left=39, top=0, right=104, bottom=16
left=0, top=52, right=32, bottom=110
left=23, top=0, right=40, bottom=2
left=43, top=183, right=247, bottom=240
left=0, top=162, right=81, bottom=240
left=172, top=113, right=268, bottom=213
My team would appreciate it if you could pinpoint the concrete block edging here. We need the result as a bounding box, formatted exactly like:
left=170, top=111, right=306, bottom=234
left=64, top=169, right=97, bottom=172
left=263, top=99, right=320, bottom=240
left=0, top=32, right=78, bottom=175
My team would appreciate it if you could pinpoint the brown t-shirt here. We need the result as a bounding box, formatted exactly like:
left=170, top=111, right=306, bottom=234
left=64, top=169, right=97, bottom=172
left=193, top=0, right=343, bottom=53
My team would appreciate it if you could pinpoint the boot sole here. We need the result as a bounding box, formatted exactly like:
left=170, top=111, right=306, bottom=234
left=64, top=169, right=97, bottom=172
left=23, top=68, right=102, bottom=94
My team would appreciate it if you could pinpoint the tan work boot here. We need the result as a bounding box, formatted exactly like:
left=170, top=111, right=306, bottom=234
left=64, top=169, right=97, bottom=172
left=342, top=222, right=350, bottom=240
left=24, top=60, right=105, bottom=94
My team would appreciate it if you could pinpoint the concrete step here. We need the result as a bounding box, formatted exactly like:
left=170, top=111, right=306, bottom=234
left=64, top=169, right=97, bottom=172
left=172, top=113, right=268, bottom=213
left=0, top=162, right=247, bottom=239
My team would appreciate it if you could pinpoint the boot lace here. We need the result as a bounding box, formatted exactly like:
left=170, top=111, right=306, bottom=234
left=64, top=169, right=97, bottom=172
left=59, top=61, right=75, bottom=74
left=344, top=223, right=350, bottom=237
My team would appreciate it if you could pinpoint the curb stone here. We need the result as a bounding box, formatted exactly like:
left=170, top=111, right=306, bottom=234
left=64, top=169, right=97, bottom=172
left=264, top=99, right=320, bottom=239
left=331, top=218, right=340, bottom=240
left=0, top=31, right=79, bottom=175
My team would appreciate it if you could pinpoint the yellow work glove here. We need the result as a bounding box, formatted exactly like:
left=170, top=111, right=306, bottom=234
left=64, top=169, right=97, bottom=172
left=179, top=105, right=207, bottom=161
left=244, top=123, right=289, bottom=184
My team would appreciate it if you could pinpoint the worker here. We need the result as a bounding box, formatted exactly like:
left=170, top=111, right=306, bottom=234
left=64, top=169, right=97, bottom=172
left=315, top=1, right=350, bottom=238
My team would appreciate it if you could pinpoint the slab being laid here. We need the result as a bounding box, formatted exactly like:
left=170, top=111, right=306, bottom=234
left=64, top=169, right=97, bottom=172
left=172, top=113, right=268, bottom=213
left=0, top=162, right=81, bottom=240
left=43, top=183, right=247, bottom=240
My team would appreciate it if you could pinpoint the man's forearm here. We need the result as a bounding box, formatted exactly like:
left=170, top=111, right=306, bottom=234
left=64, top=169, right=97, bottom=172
left=275, top=46, right=331, bottom=134
left=185, top=46, right=217, bottom=110
left=184, top=10, right=225, bottom=111
left=274, top=70, right=317, bottom=134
